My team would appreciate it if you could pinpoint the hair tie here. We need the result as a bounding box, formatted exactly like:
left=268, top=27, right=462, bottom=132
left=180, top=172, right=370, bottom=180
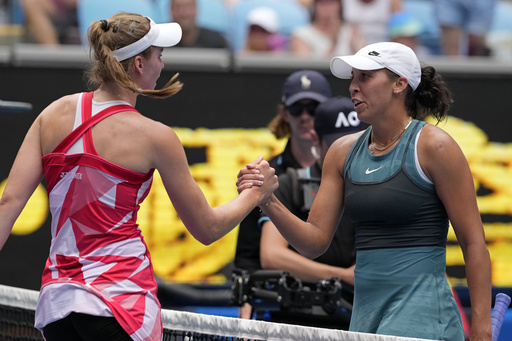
left=100, top=20, right=109, bottom=32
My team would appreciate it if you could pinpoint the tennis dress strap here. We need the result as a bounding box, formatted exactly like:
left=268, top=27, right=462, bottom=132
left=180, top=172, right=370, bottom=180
left=52, top=92, right=138, bottom=154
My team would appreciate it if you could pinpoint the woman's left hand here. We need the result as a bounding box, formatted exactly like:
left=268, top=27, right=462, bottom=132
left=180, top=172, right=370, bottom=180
left=236, top=156, right=265, bottom=194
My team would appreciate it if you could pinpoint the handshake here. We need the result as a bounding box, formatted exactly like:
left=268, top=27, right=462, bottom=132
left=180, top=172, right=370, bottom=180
left=236, top=156, right=279, bottom=207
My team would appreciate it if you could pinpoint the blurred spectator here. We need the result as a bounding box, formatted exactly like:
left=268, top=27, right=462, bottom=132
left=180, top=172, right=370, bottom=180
left=343, top=0, right=402, bottom=44
left=225, top=0, right=312, bottom=10
left=486, top=0, right=512, bottom=61
left=242, top=6, right=286, bottom=53
left=170, top=0, right=229, bottom=48
left=223, top=0, right=239, bottom=10
left=433, top=0, right=497, bottom=56
left=388, top=11, right=431, bottom=57
left=296, top=0, right=314, bottom=8
left=0, top=0, right=7, bottom=25
left=21, top=0, right=80, bottom=45
left=0, top=0, right=26, bottom=45
left=290, top=0, right=364, bottom=57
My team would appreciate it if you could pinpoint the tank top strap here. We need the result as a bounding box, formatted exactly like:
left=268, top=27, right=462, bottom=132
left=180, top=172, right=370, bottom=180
left=81, top=91, right=94, bottom=154
left=52, top=92, right=139, bottom=154
left=344, top=127, right=371, bottom=178
left=399, top=120, right=423, bottom=167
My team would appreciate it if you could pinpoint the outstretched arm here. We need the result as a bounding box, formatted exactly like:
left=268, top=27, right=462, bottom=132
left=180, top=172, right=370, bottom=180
left=152, top=125, right=278, bottom=245
left=0, top=116, right=44, bottom=251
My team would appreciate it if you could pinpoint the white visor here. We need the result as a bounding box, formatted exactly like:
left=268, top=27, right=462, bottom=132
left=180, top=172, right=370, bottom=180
left=112, top=18, right=182, bottom=62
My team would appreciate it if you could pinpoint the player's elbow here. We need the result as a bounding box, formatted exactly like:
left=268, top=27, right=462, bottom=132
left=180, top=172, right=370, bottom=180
left=183, top=216, right=228, bottom=246
left=300, top=243, right=329, bottom=260
left=0, top=192, right=23, bottom=212
left=260, top=253, right=274, bottom=270
left=260, top=247, right=280, bottom=270
left=187, top=226, right=217, bottom=246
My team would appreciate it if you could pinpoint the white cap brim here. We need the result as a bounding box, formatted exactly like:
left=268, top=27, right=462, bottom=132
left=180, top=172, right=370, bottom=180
left=330, top=55, right=384, bottom=79
left=153, top=22, right=182, bottom=47
left=113, top=18, right=182, bottom=62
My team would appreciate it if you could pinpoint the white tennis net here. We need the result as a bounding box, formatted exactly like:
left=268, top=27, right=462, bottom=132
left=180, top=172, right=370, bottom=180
left=0, top=284, right=435, bottom=341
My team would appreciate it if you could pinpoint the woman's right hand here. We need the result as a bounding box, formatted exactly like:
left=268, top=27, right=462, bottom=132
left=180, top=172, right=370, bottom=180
left=236, top=156, right=278, bottom=205
left=253, top=158, right=278, bottom=206
left=236, top=156, right=264, bottom=194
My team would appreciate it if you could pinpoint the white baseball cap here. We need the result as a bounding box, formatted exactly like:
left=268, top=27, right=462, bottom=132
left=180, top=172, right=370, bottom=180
left=247, top=7, right=279, bottom=33
left=112, top=17, right=182, bottom=62
left=330, top=42, right=421, bottom=90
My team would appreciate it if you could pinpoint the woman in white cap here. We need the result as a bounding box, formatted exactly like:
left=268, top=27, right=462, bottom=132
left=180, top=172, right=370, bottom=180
left=0, top=12, right=277, bottom=340
left=238, top=42, right=491, bottom=340
left=243, top=6, right=285, bottom=52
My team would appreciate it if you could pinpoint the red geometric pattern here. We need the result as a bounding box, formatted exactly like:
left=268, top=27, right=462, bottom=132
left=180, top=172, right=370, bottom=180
left=39, top=92, right=161, bottom=340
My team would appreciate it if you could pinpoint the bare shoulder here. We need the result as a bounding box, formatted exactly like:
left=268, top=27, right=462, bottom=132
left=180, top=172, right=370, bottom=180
left=324, top=130, right=365, bottom=174
left=41, top=93, right=80, bottom=117
left=128, top=116, right=183, bottom=157
left=134, top=116, right=179, bottom=142
left=106, top=112, right=183, bottom=154
left=38, top=94, right=80, bottom=145
left=329, top=130, right=365, bottom=157
left=418, top=123, right=459, bottom=155
left=39, top=93, right=81, bottom=131
left=418, top=123, right=467, bottom=181
left=140, top=119, right=188, bottom=170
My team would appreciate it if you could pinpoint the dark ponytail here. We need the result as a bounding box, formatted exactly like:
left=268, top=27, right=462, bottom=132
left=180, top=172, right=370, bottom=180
left=405, top=66, right=453, bottom=123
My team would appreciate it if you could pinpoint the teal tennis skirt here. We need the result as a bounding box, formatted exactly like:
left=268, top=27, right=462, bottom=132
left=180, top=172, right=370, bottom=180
left=350, top=246, right=464, bottom=341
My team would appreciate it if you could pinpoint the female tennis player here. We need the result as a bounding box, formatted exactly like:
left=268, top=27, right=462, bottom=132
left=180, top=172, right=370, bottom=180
left=0, top=12, right=277, bottom=341
left=239, top=42, right=492, bottom=341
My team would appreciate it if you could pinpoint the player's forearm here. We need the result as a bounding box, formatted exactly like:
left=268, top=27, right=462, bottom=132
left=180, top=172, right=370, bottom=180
left=262, top=246, right=325, bottom=282
left=0, top=195, right=26, bottom=251
left=463, top=242, right=492, bottom=339
left=187, top=189, right=262, bottom=245
left=260, top=195, right=330, bottom=259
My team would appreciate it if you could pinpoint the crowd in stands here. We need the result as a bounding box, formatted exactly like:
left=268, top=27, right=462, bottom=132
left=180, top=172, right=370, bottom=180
left=0, top=0, right=511, bottom=59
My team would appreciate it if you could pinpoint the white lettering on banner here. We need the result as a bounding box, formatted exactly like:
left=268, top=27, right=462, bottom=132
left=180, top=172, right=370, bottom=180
left=335, top=111, right=360, bottom=128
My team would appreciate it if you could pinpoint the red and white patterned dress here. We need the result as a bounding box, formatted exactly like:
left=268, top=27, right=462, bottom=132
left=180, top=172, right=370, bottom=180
left=35, top=92, right=162, bottom=340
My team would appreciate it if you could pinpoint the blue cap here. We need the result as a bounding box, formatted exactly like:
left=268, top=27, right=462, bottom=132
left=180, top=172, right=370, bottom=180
left=281, top=70, right=331, bottom=106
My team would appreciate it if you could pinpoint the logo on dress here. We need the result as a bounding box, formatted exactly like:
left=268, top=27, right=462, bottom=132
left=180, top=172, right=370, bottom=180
left=60, top=172, right=83, bottom=180
left=365, top=166, right=383, bottom=174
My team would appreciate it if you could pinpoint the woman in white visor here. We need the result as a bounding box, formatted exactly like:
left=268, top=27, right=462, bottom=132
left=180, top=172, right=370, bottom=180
left=0, top=12, right=277, bottom=341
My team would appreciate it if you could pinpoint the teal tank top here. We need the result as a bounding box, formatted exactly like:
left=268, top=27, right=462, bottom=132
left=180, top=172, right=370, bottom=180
left=344, top=120, right=449, bottom=250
